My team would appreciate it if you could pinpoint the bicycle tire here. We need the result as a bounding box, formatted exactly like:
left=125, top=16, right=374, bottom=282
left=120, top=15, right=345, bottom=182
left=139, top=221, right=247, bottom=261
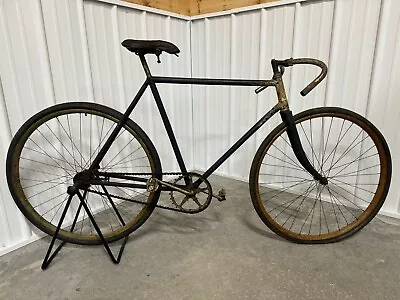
left=249, top=107, right=391, bottom=243
left=6, top=102, right=162, bottom=245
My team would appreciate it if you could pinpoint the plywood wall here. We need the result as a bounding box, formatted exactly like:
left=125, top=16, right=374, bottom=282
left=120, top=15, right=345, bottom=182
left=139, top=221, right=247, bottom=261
left=190, top=0, right=277, bottom=15
left=123, top=0, right=277, bottom=16
left=123, top=0, right=190, bottom=15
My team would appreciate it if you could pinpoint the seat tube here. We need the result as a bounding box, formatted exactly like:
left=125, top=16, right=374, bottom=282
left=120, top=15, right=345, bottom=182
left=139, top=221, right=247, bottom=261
left=147, top=77, right=188, bottom=176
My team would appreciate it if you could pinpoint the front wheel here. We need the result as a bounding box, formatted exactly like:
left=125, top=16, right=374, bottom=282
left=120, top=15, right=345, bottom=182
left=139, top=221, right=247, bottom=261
left=6, top=102, right=162, bottom=245
left=249, top=107, right=391, bottom=243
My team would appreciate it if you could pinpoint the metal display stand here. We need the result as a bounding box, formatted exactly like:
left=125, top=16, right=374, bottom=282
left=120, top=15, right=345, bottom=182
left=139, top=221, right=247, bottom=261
left=41, top=190, right=128, bottom=270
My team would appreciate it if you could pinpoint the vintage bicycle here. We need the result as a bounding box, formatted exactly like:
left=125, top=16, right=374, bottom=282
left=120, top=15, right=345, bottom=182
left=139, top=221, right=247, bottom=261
left=6, top=40, right=391, bottom=258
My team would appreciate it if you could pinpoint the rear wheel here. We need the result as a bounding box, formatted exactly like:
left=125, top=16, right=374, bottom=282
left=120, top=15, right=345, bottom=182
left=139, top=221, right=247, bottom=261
left=7, top=102, right=162, bottom=245
left=249, top=107, right=391, bottom=243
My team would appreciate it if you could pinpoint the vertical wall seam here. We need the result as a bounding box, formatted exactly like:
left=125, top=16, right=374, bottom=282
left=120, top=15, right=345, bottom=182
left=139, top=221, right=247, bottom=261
left=38, top=0, right=57, bottom=106
left=365, top=0, right=385, bottom=117
left=189, top=19, right=195, bottom=170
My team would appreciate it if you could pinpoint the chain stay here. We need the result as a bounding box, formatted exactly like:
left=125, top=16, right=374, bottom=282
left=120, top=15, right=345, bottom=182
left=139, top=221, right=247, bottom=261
left=88, top=172, right=202, bottom=214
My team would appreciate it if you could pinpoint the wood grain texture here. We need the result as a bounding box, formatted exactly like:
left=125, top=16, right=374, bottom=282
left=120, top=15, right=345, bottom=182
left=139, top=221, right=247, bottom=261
left=190, top=0, right=277, bottom=15
left=123, top=0, right=190, bottom=15
left=122, top=0, right=278, bottom=16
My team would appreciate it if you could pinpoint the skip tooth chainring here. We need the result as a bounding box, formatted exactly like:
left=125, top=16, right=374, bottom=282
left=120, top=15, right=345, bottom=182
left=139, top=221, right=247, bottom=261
left=170, top=172, right=212, bottom=214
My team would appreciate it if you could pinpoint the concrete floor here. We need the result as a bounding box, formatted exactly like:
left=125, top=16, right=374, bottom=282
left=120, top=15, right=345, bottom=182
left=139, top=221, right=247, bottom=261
left=1, top=175, right=400, bottom=300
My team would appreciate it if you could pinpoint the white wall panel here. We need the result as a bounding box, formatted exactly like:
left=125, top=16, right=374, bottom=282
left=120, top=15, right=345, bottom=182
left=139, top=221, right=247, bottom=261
left=1, top=0, right=400, bottom=256
left=191, top=0, right=399, bottom=219
left=0, top=0, right=191, bottom=256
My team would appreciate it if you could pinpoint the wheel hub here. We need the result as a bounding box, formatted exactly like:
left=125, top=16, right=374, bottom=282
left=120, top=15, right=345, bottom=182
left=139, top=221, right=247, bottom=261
left=73, top=170, right=93, bottom=190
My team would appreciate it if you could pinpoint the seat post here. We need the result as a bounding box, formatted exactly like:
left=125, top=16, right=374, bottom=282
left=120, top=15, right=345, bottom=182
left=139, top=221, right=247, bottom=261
left=139, top=54, right=152, bottom=78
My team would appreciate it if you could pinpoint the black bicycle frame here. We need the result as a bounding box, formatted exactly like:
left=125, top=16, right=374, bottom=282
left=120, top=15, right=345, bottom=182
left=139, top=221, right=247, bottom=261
left=89, top=54, right=325, bottom=189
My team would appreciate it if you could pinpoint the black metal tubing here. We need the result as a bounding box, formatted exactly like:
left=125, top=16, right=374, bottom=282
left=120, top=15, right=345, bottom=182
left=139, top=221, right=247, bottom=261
left=202, top=104, right=281, bottom=179
left=88, top=54, right=324, bottom=190
left=152, top=76, right=276, bottom=87
left=279, top=110, right=325, bottom=183
left=89, top=80, right=149, bottom=170
left=87, top=54, right=281, bottom=187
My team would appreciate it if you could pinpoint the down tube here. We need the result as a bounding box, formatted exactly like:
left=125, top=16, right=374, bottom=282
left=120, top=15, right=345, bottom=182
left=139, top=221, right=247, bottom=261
left=201, top=104, right=281, bottom=179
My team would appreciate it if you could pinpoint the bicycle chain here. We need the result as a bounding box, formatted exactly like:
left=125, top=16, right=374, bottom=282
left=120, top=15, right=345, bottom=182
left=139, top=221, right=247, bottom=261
left=88, top=171, right=196, bottom=213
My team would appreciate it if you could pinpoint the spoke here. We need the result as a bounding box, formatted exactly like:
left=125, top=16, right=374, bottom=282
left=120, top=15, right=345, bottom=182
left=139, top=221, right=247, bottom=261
left=260, top=179, right=314, bottom=185
left=329, top=164, right=380, bottom=178
left=20, top=167, right=65, bottom=178
left=21, top=173, right=70, bottom=189
left=300, top=122, right=321, bottom=171
left=49, top=195, right=69, bottom=223
left=319, top=187, right=330, bottom=234
left=270, top=143, right=303, bottom=170
left=34, top=190, right=67, bottom=209
left=329, top=148, right=377, bottom=178
left=103, top=145, right=143, bottom=170
left=43, top=123, right=81, bottom=170
left=24, top=146, right=77, bottom=169
left=66, top=114, right=78, bottom=169
left=323, top=120, right=353, bottom=170
left=25, top=139, right=75, bottom=177
left=100, top=185, right=128, bottom=225
left=57, top=116, right=84, bottom=169
left=84, top=120, right=115, bottom=168
left=260, top=178, right=313, bottom=199
left=327, top=187, right=341, bottom=230
left=89, top=114, right=92, bottom=167
left=329, top=181, right=370, bottom=208
left=265, top=153, right=307, bottom=172
left=328, top=129, right=373, bottom=175
left=102, top=136, right=136, bottom=169
left=268, top=182, right=316, bottom=215
left=260, top=173, right=311, bottom=179
left=298, top=185, right=322, bottom=234
left=327, top=186, right=349, bottom=227
left=41, top=195, right=69, bottom=218
left=279, top=182, right=316, bottom=228
left=94, top=186, right=115, bottom=231
left=28, top=178, right=71, bottom=200
left=262, top=162, right=305, bottom=172
left=105, top=155, right=148, bottom=170
left=20, top=157, right=75, bottom=174
left=327, top=186, right=361, bottom=220
left=309, top=119, right=315, bottom=168
left=80, top=114, right=82, bottom=167
left=39, top=126, right=78, bottom=172
left=330, top=178, right=376, bottom=195
left=321, top=117, right=334, bottom=171
left=308, top=186, right=325, bottom=235
left=287, top=183, right=317, bottom=230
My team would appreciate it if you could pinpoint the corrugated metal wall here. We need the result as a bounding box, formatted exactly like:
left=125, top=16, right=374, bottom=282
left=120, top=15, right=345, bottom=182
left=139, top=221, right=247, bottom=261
left=1, top=0, right=400, bottom=255
left=191, top=0, right=400, bottom=219
left=0, top=0, right=191, bottom=256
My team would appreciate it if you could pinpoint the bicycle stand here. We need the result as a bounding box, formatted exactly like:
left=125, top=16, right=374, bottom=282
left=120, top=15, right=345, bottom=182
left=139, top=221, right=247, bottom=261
left=41, top=190, right=128, bottom=270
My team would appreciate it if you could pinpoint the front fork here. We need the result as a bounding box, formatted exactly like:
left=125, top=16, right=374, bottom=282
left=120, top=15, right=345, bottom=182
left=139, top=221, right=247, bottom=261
left=274, top=75, right=327, bottom=185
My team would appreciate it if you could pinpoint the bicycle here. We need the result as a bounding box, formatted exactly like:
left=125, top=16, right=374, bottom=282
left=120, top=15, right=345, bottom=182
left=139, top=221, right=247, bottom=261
left=6, top=39, right=392, bottom=246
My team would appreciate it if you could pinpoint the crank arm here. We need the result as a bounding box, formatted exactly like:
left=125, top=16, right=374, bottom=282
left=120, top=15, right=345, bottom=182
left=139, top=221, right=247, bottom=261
left=155, top=179, right=193, bottom=196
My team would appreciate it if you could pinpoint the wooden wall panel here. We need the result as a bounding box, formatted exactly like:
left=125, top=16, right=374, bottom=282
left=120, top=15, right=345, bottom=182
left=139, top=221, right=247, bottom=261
left=122, top=0, right=278, bottom=16
left=123, top=0, right=190, bottom=15
left=190, top=0, right=277, bottom=15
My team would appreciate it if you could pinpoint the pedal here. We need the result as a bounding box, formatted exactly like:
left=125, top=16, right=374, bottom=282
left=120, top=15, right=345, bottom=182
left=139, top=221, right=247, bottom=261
left=213, top=188, right=226, bottom=202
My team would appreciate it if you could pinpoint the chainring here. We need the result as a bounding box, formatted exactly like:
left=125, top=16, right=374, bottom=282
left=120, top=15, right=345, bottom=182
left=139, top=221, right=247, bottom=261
left=169, top=172, right=212, bottom=213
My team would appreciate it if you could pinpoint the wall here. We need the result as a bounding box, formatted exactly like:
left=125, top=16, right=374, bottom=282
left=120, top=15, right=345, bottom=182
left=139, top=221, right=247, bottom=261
left=1, top=0, right=400, bottom=256
left=121, top=0, right=278, bottom=16
left=0, top=0, right=191, bottom=256
left=191, top=0, right=400, bottom=218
